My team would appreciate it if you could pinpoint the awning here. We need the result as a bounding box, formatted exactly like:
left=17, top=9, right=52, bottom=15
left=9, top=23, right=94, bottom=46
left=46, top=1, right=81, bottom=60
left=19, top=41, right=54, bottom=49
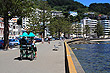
left=28, top=32, right=35, bottom=37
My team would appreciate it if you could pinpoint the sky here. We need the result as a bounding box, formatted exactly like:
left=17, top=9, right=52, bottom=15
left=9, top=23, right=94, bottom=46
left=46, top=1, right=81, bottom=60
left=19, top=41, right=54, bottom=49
left=74, top=0, right=110, bottom=6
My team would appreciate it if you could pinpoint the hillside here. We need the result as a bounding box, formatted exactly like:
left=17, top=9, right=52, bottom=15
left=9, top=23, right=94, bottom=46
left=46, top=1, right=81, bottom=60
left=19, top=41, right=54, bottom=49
left=89, top=3, right=110, bottom=15
left=47, top=0, right=87, bottom=13
left=47, top=0, right=110, bottom=15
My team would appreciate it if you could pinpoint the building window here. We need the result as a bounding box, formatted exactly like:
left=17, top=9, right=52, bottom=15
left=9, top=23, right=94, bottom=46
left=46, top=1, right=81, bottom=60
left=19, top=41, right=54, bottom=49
left=23, top=25, right=25, bottom=28
left=13, top=26, right=15, bottom=29
left=16, top=32, right=18, bottom=35
left=16, top=26, right=18, bottom=28
left=19, top=32, right=20, bottom=35
left=13, top=31, right=15, bottom=35
left=0, top=30, right=1, bottom=35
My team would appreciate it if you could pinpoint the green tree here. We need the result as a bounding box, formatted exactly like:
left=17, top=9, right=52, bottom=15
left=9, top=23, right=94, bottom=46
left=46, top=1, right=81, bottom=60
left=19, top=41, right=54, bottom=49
left=0, top=0, right=36, bottom=50
left=26, top=4, right=45, bottom=34
left=62, top=18, right=71, bottom=38
left=89, top=3, right=110, bottom=15
left=84, top=25, right=90, bottom=38
left=37, top=0, right=51, bottom=38
left=95, top=22, right=104, bottom=38
left=48, top=16, right=72, bottom=38
left=108, top=30, right=110, bottom=38
left=47, top=0, right=73, bottom=7
left=47, top=0, right=87, bottom=12
left=48, top=19, right=57, bottom=37
left=27, top=12, right=41, bottom=34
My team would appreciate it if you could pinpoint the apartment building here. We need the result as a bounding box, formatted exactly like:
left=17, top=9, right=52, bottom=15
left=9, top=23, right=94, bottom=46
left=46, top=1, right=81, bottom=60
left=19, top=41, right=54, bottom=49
left=81, top=17, right=98, bottom=38
left=22, top=8, right=63, bottom=38
left=9, top=18, right=22, bottom=39
left=51, top=10, right=63, bottom=18
left=0, top=17, right=22, bottom=39
left=22, top=17, right=30, bottom=30
left=100, top=20, right=110, bottom=38
left=22, top=9, right=63, bottom=29
left=0, top=19, right=4, bottom=39
left=70, top=22, right=83, bottom=37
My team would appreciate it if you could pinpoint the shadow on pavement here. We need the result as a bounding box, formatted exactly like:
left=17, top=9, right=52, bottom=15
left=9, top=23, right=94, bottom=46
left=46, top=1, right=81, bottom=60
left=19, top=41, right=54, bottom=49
left=14, top=57, right=33, bottom=61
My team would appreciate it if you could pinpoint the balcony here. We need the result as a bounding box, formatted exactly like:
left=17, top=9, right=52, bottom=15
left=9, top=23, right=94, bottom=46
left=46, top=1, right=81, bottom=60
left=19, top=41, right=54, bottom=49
left=9, top=28, right=12, bottom=30
left=0, top=26, right=4, bottom=28
left=103, top=21, right=109, bottom=24
left=13, top=29, right=18, bottom=31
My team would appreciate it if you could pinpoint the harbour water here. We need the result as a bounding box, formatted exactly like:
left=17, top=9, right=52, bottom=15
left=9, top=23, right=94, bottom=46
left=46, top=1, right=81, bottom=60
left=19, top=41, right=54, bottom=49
left=69, top=41, right=110, bottom=73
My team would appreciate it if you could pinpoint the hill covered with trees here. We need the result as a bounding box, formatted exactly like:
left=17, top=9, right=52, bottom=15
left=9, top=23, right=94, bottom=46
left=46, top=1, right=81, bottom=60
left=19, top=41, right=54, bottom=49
left=47, top=0, right=110, bottom=16
left=47, top=0, right=87, bottom=13
left=89, top=3, right=110, bottom=15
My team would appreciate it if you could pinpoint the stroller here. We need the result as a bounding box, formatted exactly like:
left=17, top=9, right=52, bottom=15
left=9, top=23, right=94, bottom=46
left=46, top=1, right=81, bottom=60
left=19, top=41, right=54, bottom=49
left=20, top=39, right=36, bottom=61
left=19, top=32, right=37, bottom=61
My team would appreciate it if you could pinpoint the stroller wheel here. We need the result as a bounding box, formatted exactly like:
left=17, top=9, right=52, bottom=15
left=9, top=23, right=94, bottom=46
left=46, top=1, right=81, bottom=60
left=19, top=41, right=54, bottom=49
left=30, top=53, right=34, bottom=61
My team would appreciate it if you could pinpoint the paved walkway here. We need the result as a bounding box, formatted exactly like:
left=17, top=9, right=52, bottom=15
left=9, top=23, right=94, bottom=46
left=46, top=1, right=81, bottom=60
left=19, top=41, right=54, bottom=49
left=0, top=40, right=65, bottom=73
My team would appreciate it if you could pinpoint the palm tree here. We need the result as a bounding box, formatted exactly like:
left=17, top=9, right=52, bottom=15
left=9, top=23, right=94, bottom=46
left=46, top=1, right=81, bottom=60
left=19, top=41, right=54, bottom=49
left=95, top=21, right=104, bottom=38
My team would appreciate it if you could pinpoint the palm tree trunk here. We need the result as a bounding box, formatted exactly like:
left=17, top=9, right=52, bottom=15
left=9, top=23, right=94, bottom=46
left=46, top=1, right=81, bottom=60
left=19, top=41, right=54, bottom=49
left=4, top=13, right=9, bottom=50
left=43, top=9, right=45, bottom=38
left=58, top=30, right=60, bottom=39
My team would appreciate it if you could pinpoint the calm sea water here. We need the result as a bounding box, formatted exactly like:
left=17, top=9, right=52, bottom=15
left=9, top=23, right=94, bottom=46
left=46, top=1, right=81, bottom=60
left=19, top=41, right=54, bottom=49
left=69, top=41, right=110, bottom=73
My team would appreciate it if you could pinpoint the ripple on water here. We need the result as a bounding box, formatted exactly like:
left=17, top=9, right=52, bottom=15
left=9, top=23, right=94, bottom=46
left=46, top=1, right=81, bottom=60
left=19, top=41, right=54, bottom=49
left=70, top=43, right=110, bottom=73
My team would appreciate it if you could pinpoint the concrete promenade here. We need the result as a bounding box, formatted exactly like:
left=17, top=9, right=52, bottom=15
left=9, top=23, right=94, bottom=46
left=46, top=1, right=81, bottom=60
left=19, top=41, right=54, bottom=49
left=0, top=40, right=65, bottom=73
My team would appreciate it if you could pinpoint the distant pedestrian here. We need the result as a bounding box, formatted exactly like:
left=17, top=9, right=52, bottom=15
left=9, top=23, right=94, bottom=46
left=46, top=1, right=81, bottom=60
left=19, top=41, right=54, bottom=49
left=48, top=38, right=50, bottom=44
left=60, top=37, right=62, bottom=41
left=71, top=37, right=72, bottom=40
left=42, top=38, right=44, bottom=44
left=63, top=38, right=65, bottom=41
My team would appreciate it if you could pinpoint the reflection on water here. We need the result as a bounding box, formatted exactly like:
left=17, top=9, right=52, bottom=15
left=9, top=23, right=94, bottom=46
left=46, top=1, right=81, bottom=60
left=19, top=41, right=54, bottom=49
left=69, top=42, right=110, bottom=73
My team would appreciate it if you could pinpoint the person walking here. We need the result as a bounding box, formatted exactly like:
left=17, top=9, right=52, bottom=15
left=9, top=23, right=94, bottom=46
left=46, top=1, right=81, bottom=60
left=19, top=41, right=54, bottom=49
left=42, top=38, right=44, bottom=44
left=48, top=37, right=50, bottom=44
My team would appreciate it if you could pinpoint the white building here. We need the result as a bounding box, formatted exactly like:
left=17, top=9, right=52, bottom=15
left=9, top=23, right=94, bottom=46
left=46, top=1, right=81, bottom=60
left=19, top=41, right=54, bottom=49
left=0, top=17, right=22, bottom=39
left=0, top=18, right=4, bottom=39
left=81, top=18, right=110, bottom=38
left=9, top=18, right=22, bottom=39
left=22, top=17, right=30, bottom=30
left=22, top=8, right=41, bottom=31
left=22, top=9, right=63, bottom=29
left=70, top=23, right=83, bottom=38
left=69, top=11, right=78, bottom=17
left=51, top=10, right=63, bottom=18
left=22, top=8, right=63, bottom=38
left=100, top=20, right=110, bottom=38
left=81, top=17, right=98, bottom=38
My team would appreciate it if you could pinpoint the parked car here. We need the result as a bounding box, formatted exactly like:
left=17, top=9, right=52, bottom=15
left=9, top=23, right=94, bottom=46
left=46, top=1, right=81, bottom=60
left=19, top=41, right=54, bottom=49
left=34, top=38, right=42, bottom=42
left=9, top=39, right=20, bottom=46
left=51, top=38, right=55, bottom=41
left=44, top=38, right=48, bottom=42
left=55, top=38, right=59, bottom=40
left=0, top=40, right=4, bottom=48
